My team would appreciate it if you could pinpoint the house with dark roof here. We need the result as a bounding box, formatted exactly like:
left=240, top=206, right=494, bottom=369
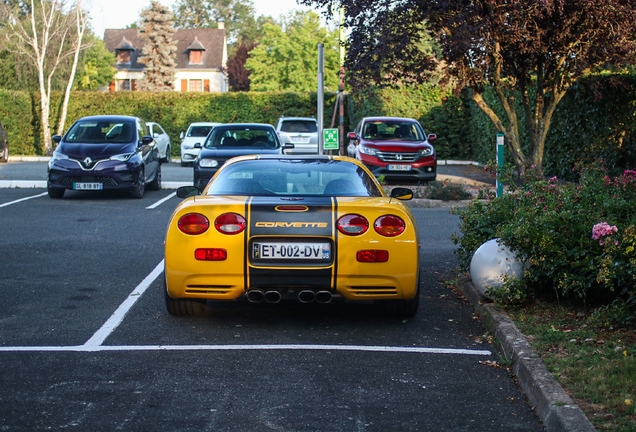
left=103, top=25, right=228, bottom=92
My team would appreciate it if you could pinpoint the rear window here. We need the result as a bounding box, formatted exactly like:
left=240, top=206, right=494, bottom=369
left=206, top=159, right=382, bottom=197
left=279, top=120, right=318, bottom=133
left=204, top=127, right=280, bottom=149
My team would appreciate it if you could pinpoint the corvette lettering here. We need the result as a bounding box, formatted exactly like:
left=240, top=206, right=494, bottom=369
left=255, top=222, right=328, bottom=228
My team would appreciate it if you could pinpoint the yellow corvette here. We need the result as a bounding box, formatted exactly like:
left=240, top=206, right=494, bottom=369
left=164, top=155, right=420, bottom=316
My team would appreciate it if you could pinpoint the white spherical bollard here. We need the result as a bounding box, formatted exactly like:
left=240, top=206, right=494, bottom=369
left=470, top=239, right=525, bottom=297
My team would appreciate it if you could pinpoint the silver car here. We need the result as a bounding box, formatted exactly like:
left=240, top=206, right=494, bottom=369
left=275, top=117, right=319, bottom=155
left=147, top=122, right=171, bottom=163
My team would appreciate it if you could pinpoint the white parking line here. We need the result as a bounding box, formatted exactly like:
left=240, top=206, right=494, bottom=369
left=146, top=192, right=176, bottom=209
left=84, top=260, right=164, bottom=346
left=0, top=344, right=492, bottom=355
left=0, top=192, right=48, bottom=207
left=0, top=259, right=493, bottom=357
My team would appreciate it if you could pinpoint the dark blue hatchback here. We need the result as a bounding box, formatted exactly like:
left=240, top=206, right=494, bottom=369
left=47, top=115, right=161, bottom=199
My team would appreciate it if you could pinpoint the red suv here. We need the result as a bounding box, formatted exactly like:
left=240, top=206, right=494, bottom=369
left=347, top=117, right=437, bottom=182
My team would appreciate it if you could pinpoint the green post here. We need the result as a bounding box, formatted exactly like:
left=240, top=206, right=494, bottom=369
left=496, top=133, right=504, bottom=197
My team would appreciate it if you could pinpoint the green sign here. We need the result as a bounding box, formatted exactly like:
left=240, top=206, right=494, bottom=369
left=323, top=128, right=339, bottom=150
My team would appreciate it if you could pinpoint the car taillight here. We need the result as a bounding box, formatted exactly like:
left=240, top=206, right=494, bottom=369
left=374, top=215, right=406, bottom=237
left=357, top=250, right=389, bottom=262
left=178, top=213, right=209, bottom=235
left=215, top=213, right=246, bottom=234
left=195, top=248, right=227, bottom=261
left=337, top=214, right=369, bottom=235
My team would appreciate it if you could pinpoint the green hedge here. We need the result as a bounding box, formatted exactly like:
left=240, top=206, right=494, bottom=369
left=2, top=77, right=635, bottom=171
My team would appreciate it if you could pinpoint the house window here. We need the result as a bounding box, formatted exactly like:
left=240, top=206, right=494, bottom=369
left=117, top=50, right=131, bottom=64
left=117, top=79, right=131, bottom=91
left=189, top=50, right=203, bottom=65
left=188, top=79, right=203, bottom=92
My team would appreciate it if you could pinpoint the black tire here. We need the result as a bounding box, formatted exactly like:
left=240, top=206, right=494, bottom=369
left=164, top=280, right=206, bottom=316
left=130, top=167, right=145, bottom=198
left=47, top=186, right=65, bottom=199
left=162, top=146, right=171, bottom=163
left=148, top=163, right=161, bottom=191
left=0, top=144, right=7, bottom=163
left=376, top=274, right=420, bottom=317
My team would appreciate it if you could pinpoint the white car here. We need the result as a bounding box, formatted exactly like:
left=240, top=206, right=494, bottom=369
left=147, top=122, right=171, bottom=163
left=180, top=122, right=222, bottom=166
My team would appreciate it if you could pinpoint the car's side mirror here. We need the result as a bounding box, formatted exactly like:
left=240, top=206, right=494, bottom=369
left=153, top=132, right=159, bottom=138
left=52, top=135, right=62, bottom=143
left=428, top=133, right=437, bottom=142
left=194, top=143, right=202, bottom=149
left=141, top=136, right=154, bottom=146
left=282, top=143, right=295, bottom=154
left=346, top=132, right=358, bottom=140
left=179, top=131, right=185, bottom=140
left=390, top=187, right=414, bottom=201
left=177, top=186, right=200, bottom=198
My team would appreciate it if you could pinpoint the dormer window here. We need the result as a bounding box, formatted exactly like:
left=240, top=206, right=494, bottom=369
left=115, top=36, right=135, bottom=65
left=186, top=36, right=206, bottom=65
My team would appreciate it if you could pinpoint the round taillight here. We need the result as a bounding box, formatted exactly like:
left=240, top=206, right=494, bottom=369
left=374, top=215, right=406, bottom=237
left=178, top=213, right=210, bottom=235
left=215, top=213, right=246, bottom=234
left=337, top=214, right=369, bottom=235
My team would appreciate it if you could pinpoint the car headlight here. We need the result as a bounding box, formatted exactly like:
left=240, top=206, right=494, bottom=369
left=48, top=150, right=69, bottom=168
left=110, top=153, right=134, bottom=161
left=198, top=158, right=219, bottom=168
left=416, top=148, right=433, bottom=157
left=358, top=145, right=377, bottom=156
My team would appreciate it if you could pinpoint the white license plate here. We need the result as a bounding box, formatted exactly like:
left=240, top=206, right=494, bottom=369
left=253, top=242, right=330, bottom=260
left=291, top=137, right=310, bottom=143
left=388, top=164, right=412, bottom=171
left=74, top=182, right=103, bottom=190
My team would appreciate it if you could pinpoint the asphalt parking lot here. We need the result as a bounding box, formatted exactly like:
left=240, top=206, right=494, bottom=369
left=0, top=163, right=547, bottom=431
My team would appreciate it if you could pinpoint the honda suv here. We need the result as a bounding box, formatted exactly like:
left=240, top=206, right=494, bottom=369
left=347, top=116, right=437, bottom=182
left=275, top=116, right=319, bottom=155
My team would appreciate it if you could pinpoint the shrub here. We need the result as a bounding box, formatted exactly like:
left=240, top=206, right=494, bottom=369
left=451, top=162, right=636, bottom=322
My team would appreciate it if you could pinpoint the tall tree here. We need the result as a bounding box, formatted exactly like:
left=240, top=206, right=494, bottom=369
left=56, top=0, right=88, bottom=135
left=74, top=38, right=116, bottom=91
left=304, top=0, right=636, bottom=175
left=245, top=11, right=339, bottom=92
left=172, top=0, right=256, bottom=43
left=137, top=0, right=177, bottom=91
left=225, top=40, right=255, bottom=91
left=1, top=0, right=85, bottom=155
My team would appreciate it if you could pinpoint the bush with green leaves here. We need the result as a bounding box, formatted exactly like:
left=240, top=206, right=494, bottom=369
left=452, top=163, right=636, bottom=321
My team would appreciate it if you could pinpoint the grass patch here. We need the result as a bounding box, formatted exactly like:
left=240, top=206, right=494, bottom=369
left=504, top=303, right=636, bottom=431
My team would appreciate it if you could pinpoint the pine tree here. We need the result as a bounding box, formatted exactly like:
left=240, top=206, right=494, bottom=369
left=138, top=0, right=177, bottom=91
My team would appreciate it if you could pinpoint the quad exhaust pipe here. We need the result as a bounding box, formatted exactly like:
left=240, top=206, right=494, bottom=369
left=247, top=289, right=334, bottom=304
left=298, top=290, right=333, bottom=304
left=246, top=289, right=282, bottom=304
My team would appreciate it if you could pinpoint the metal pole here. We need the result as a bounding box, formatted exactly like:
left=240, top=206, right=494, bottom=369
left=496, top=133, right=504, bottom=197
left=317, top=44, right=324, bottom=155
left=338, top=8, right=345, bottom=156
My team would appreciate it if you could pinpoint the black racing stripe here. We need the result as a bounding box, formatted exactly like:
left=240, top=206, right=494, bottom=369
left=249, top=196, right=334, bottom=236
left=249, top=268, right=332, bottom=289
left=243, top=196, right=252, bottom=291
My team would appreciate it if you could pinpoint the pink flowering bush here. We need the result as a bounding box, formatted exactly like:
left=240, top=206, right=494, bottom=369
left=452, top=162, right=636, bottom=323
left=591, top=222, right=618, bottom=245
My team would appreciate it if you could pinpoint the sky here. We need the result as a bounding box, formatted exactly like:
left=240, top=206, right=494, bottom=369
left=88, top=0, right=314, bottom=38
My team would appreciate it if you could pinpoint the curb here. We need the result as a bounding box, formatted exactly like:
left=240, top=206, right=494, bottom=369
left=455, top=277, right=596, bottom=432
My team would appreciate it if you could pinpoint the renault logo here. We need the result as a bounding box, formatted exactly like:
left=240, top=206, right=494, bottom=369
left=83, top=157, right=93, bottom=166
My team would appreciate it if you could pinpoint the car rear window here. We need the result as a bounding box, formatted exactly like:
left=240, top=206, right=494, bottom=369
left=207, top=159, right=382, bottom=197
left=279, top=120, right=318, bottom=133
left=204, top=127, right=280, bottom=149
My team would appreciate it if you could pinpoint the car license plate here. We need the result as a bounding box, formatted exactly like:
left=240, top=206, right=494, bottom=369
left=253, top=242, right=330, bottom=260
left=291, top=137, right=310, bottom=144
left=73, top=182, right=103, bottom=190
left=388, top=164, right=411, bottom=171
